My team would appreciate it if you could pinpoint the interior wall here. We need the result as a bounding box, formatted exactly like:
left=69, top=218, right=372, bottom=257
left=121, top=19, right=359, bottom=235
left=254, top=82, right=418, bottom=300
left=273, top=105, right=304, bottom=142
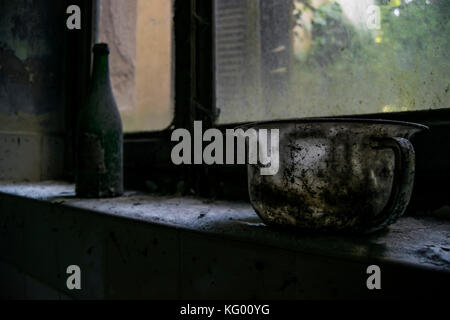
left=0, top=0, right=65, bottom=181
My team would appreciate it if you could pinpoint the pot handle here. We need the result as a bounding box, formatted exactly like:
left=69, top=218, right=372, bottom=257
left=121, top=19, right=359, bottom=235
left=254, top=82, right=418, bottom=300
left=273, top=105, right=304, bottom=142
left=369, top=137, right=415, bottom=232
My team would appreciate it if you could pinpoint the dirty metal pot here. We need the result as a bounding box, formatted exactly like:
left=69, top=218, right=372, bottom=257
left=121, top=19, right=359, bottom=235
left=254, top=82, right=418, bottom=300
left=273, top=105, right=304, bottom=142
left=245, top=118, right=428, bottom=234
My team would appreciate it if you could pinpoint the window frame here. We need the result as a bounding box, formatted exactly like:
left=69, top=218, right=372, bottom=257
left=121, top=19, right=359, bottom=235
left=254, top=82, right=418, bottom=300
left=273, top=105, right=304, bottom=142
left=63, top=0, right=97, bottom=181
left=68, top=0, right=450, bottom=211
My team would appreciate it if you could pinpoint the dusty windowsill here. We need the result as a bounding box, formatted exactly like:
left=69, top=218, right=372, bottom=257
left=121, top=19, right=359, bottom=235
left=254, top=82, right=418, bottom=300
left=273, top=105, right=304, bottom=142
left=0, top=180, right=449, bottom=272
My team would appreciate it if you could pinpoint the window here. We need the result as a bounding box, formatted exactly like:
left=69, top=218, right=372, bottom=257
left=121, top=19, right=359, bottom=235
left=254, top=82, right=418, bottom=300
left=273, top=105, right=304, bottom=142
left=215, top=0, right=449, bottom=124
left=114, top=0, right=449, bottom=210
left=97, top=0, right=173, bottom=132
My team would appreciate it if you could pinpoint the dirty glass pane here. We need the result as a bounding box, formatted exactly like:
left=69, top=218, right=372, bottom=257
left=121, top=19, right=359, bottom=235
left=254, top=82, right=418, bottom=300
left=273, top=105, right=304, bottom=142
left=215, top=0, right=449, bottom=124
left=98, top=0, right=173, bottom=132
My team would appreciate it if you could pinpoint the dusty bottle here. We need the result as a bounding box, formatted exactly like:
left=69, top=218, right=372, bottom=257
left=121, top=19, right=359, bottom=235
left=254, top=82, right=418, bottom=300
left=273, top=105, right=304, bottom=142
left=76, top=43, right=123, bottom=198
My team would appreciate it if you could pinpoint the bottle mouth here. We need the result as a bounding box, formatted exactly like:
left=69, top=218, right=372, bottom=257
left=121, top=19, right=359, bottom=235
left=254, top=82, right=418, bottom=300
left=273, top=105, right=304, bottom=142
left=93, top=43, right=110, bottom=55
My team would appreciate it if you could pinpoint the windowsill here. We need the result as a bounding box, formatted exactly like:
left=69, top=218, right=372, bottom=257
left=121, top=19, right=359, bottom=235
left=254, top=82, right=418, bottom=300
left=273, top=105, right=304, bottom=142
left=0, top=180, right=449, bottom=273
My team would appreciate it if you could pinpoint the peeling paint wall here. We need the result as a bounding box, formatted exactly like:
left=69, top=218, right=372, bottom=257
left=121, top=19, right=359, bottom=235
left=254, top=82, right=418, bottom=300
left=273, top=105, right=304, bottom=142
left=0, top=0, right=65, bottom=131
left=0, top=0, right=65, bottom=180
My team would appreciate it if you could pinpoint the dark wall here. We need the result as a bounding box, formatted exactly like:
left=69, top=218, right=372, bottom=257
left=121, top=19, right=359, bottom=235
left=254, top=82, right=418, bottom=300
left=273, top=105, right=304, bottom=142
left=0, top=0, right=67, bottom=180
left=0, top=0, right=65, bottom=130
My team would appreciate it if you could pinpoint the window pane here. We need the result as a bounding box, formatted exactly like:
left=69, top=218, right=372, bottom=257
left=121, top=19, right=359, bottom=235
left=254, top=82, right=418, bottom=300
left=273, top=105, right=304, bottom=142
left=98, top=0, right=173, bottom=132
left=215, top=0, right=450, bottom=124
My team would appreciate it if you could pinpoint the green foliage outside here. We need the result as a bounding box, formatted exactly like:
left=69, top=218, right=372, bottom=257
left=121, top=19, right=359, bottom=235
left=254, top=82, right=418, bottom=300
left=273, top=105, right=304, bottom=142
left=287, top=0, right=449, bottom=118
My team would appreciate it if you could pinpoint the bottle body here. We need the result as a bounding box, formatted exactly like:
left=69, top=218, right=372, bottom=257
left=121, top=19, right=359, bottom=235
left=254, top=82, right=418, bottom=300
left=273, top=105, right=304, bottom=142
left=76, top=43, right=123, bottom=198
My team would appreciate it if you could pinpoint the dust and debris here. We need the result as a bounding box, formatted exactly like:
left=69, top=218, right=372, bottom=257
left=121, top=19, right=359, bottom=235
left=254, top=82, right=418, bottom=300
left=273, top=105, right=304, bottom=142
left=416, top=245, right=450, bottom=267
left=1, top=181, right=450, bottom=271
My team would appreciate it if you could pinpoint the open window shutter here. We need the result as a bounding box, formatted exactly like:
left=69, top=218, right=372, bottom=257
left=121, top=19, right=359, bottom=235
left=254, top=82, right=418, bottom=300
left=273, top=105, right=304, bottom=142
left=215, top=0, right=262, bottom=121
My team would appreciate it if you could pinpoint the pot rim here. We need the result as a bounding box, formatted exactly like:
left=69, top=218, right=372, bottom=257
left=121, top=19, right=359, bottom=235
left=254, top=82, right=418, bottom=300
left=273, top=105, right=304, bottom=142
left=235, top=117, right=429, bottom=131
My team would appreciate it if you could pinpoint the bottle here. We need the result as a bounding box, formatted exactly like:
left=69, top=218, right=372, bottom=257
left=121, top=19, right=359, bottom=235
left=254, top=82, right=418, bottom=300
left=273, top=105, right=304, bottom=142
left=76, top=43, right=123, bottom=198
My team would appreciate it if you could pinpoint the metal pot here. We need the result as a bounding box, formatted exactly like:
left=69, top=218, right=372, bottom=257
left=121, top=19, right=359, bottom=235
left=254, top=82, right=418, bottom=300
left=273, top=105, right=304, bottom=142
left=245, top=118, right=428, bottom=234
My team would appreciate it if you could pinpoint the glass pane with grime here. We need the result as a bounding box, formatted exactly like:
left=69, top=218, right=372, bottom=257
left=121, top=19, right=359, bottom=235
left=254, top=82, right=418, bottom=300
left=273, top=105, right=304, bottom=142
left=214, top=0, right=449, bottom=124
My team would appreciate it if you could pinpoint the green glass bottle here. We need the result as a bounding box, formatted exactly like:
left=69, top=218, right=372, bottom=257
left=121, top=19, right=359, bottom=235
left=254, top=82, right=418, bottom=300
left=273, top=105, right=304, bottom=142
left=76, top=43, right=123, bottom=198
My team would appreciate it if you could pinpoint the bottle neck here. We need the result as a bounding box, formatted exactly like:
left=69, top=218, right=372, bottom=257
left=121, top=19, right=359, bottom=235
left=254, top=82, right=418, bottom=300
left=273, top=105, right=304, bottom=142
left=91, top=52, right=110, bottom=89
